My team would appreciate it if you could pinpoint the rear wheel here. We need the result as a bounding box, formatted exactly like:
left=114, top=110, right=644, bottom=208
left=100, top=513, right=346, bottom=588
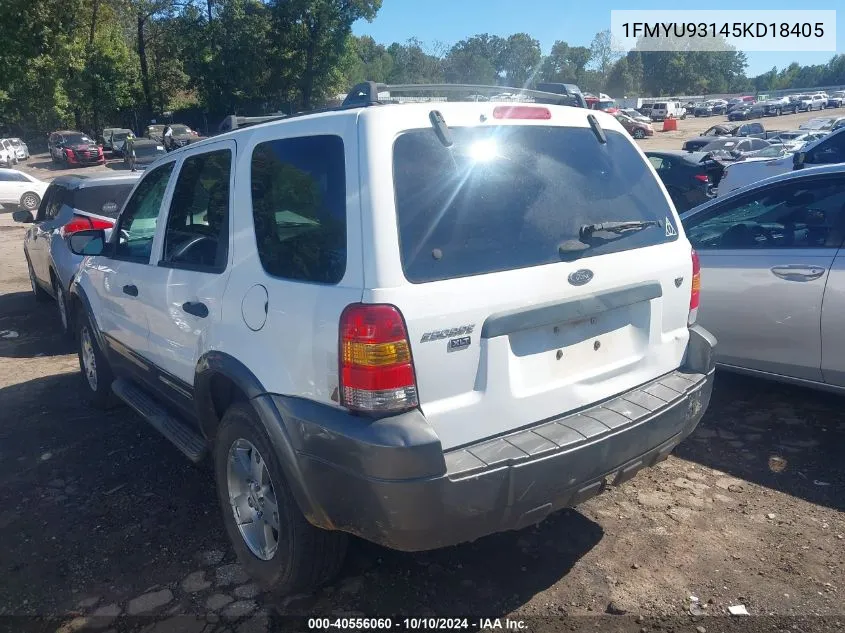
left=27, top=257, right=50, bottom=303
left=76, top=309, right=115, bottom=409
left=54, top=278, right=70, bottom=337
left=214, top=402, right=348, bottom=594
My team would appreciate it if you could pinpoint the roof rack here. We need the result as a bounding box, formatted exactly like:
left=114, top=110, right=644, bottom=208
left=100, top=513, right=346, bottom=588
left=218, top=113, right=288, bottom=134
left=342, top=82, right=589, bottom=109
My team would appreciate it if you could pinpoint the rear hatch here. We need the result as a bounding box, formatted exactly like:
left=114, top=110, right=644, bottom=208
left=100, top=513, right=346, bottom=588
left=360, top=105, right=694, bottom=450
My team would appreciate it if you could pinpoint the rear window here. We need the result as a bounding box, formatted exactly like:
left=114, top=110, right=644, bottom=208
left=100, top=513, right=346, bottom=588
left=134, top=144, right=165, bottom=157
left=70, top=184, right=135, bottom=218
left=392, top=126, right=677, bottom=283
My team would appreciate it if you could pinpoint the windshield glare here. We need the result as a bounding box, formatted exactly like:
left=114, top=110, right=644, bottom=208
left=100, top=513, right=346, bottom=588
left=392, top=126, right=676, bottom=283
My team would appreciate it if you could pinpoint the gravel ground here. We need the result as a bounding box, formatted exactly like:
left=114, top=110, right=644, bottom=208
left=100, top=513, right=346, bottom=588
left=1, top=113, right=843, bottom=632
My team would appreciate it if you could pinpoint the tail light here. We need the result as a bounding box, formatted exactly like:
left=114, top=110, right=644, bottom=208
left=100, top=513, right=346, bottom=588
left=689, top=249, right=701, bottom=325
left=493, top=106, right=551, bottom=120
left=340, top=304, right=418, bottom=413
left=693, top=173, right=709, bottom=183
left=60, top=213, right=114, bottom=239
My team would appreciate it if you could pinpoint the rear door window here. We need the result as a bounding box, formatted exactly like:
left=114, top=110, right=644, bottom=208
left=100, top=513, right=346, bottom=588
left=393, top=126, right=676, bottom=283
left=70, top=184, right=135, bottom=218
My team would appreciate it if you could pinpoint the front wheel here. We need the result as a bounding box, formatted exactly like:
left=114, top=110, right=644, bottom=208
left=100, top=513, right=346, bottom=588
left=54, top=279, right=71, bottom=337
left=214, top=402, right=348, bottom=594
left=20, top=192, right=40, bottom=212
left=76, top=309, right=115, bottom=408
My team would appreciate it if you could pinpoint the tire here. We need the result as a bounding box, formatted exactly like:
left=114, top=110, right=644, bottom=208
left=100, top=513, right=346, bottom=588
left=20, top=192, right=40, bottom=212
left=27, top=257, right=50, bottom=303
left=76, top=308, right=115, bottom=409
left=213, top=402, right=348, bottom=594
left=54, top=278, right=71, bottom=337
left=633, top=128, right=645, bottom=139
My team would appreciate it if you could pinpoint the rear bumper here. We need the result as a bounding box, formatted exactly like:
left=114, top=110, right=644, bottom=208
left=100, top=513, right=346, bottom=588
left=263, top=326, right=716, bottom=552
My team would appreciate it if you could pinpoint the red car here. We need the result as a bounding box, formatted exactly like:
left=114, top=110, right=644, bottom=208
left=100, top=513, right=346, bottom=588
left=615, top=113, right=654, bottom=139
left=48, top=131, right=104, bottom=167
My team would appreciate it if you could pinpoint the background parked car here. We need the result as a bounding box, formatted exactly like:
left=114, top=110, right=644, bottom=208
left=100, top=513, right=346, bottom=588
left=614, top=113, right=653, bottom=139
left=645, top=150, right=723, bottom=212
left=12, top=173, right=140, bottom=335
left=651, top=101, right=685, bottom=121
left=716, top=127, right=845, bottom=195
left=124, top=138, right=167, bottom=171
left=109, top=129, right=135, bottom=156
left=619, top=108, right=651, bottom=124
left=708, top=99, right=729, bottom=115
left=48, top=131, right=104, bottom=166
left=694, top=102, right=715, bottom=117
left=162, top=124, right=197, bottom=150
left=681, top=164, right=845, bottom=393
left=145, top=124, right=166, bottom=141
left=728, top=103, right=765, bottom=121
left=700, top=137, right=771, bottom=162
left=0, top=168, right=49, bottom=212
left=1, top=139, right=19, bottom=166
left=638, top=102, right=654, bottom=117
left=100, top=127, right=120, bottom=151
left=683, top=122, right=766, bottom=151
left=8, top=138, right=29, bottom=160
left=827, top=91, right=845, bottom=108
left=0, top=143, right=15, bottom=167
left=762, top=96, right=791, bottom=116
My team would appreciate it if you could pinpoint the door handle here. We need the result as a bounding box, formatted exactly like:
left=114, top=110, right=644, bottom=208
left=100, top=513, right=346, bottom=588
left=122, top=284, right=138, bottom=297
left=182, top=301, right=208, bottom=318
left=770, top=265, right=826, bottom=282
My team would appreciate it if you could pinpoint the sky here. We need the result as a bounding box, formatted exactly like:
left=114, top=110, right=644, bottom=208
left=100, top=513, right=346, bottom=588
left=353, top=0, right=843, bottom=79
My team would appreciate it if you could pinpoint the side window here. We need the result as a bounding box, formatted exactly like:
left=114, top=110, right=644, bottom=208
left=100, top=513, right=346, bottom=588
left=9, top=173, right=29, bottom=182
left=808, top=132, right=845, bottom=165
left=686, top=178, right=845, bottom=250
left=647, top=156, right=665, bottom=170
left=750, top=139, right=767, bottom=150
left=114, top=162, right=175, bottom=261
left=250, top=135, right=347, bottom=284
left=161, top=149, right=231, bottom=271
left=43, top=186, right=66, bottom=221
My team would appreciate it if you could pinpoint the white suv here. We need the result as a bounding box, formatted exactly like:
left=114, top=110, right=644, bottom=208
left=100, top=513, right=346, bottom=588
left=66, top=82, right=716, bottom=593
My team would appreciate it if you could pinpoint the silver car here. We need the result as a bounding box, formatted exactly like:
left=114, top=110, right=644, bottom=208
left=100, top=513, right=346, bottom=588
left=13, top=173, right=139, bottom=335
left=681, top=163, right=845, bottom=392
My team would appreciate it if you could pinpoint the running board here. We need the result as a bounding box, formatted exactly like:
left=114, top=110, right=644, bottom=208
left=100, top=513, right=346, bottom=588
left=112, top=378, right=207, bottom=463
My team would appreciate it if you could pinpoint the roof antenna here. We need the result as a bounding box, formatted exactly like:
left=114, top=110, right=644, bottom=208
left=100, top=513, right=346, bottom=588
left=429, top=110, right=453, bottom=147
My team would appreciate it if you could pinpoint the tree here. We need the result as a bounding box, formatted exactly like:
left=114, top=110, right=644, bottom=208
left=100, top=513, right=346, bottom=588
left=443, top=34, right=504, bottom=84
left=540, top=41, right=591, bottom=86
left=589, top=29, right=622, bottom=86
left=499, top=33, right=541, bottom=87
left=269, top=0, right=382, bottom=110
left=386, top=38, right=443, bottom=84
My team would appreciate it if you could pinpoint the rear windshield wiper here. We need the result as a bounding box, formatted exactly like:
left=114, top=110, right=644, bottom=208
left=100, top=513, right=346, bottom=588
left=579, top=220, right=661, bottom=241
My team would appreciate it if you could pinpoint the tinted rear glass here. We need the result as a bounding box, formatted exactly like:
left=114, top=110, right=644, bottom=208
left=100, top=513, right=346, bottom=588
left=134, top=144, right=165, bottom=157
left=70, top=184, right=135, bottom=218
left=654, top=103, right=667, bottom=109
left=392, top=126, right=676, bottom=283
left=171, top=126, right=190, bottom=135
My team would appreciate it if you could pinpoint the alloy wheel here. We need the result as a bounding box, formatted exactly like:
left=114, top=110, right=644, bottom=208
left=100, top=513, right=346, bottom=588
left=227, top=439, right=281, bottom=561
left=80, top=326, right=98, bottom=392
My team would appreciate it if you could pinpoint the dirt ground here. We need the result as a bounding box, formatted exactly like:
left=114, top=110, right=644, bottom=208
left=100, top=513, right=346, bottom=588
left=0, top=116, right=843, bottom=632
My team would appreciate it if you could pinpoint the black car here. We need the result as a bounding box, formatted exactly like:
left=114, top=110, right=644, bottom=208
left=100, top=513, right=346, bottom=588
left=645, top=151, right=724, bottom=212
left=145, top=124, right=166, bottom=141
left=124, top=138, right=167, bottom=171
left=163, top=124, right=197, bottom=151
left=47, top=131, right=104, bottom=166
left=693, top=103, right=714, bottom=117
left=727, top=103, right=765, bottom=121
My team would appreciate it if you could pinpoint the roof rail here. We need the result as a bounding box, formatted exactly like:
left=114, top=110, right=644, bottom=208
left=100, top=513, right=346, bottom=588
left=342, top=81, right=588, bottom=109
left=218, top=113, right=288, bottom=134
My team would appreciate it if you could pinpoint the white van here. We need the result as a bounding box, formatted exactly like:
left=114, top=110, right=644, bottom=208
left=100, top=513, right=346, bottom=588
left=651, top=101, right=686, bottom=121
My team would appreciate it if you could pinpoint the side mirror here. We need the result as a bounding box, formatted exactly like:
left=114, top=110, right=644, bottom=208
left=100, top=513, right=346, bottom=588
left=12, top=209, right=34, bottom=223
left=794, top=152, right=806, bottom=169
left=68, top=229, right=106, bottom=256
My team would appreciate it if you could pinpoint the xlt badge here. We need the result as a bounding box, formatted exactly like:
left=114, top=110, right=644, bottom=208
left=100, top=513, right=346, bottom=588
left=421, top=324, right=475, bottom=343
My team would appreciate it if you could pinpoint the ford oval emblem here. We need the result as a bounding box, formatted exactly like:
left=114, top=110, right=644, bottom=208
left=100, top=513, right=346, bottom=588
left=568, top=269, right=594, bottom=286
